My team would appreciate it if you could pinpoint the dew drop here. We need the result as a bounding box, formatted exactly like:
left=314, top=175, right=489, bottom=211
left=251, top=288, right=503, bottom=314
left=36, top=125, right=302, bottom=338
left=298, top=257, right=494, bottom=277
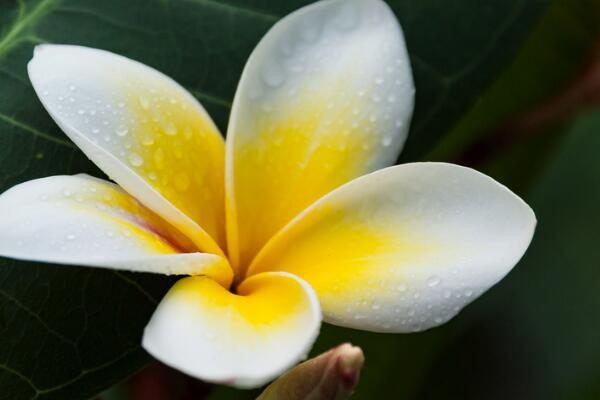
left=262, top=62, right=285, bottom=88
left=165, top=122, right=177, bottom=136
left=427, top=276, right=441, bottom=287
left=174, top=172, right=191, bottom=191
left=154, top=148, right=165, bottom=169
left=382, top=136, right=393, bottom=147
left=142, top=135, right=155, bottom=146
left=139, top=96, right=150, bottom=109
left=66, top=234, right=76, bottom=241
left=128, top=153, right=143, bottom=167
left=183, top=127, right=193, bottom=140
left=396, top=283, right=407, bottom=292
left=115, top=125, right=129, bottom=137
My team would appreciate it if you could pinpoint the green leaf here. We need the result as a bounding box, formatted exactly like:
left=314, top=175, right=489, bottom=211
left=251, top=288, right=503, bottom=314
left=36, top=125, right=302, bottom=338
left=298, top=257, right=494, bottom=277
left=0, top=0, right=549, bottom=398
left=427, top=0, right=600, bottom=192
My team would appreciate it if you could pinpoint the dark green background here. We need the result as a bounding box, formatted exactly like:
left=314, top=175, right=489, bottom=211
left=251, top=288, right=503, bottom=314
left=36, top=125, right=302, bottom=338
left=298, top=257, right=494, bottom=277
left=0, top=0, right=599, bottom=399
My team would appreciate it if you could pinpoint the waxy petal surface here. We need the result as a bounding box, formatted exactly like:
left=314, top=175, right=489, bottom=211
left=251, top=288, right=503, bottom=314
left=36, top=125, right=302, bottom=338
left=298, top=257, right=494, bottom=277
left=143, top=272, right=321, bottom=388
left=226, top=0, right=414, bottom=270
left=28, top=45, right=225, bottom=254
left=249, top=163, right=536, bottom=332
left=0, top=175, right=232, bottom=286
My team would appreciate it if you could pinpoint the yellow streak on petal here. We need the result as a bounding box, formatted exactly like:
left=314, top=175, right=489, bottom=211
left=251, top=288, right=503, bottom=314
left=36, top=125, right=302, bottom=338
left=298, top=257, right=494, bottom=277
left=230, top=79, right=384, bottom=272
left=248, top=203, right=436, bottom=316
left=120, top=78, right=225, bottom=250
left=169, top=273, right=311, bottom=331
left=64, top=179, right=192, bottom=254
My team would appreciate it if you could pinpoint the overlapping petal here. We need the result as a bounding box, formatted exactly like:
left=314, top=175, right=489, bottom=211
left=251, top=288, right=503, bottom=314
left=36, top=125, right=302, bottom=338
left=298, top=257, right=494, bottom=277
left=0, top=175, right=232, bottom=286
left=248, top=163, right=536, bottom=332
left=28, top=45, right=225, bottom=255
left=143, top=272, right=321, bottom=388
left=226, top=0, right=414, bottom=270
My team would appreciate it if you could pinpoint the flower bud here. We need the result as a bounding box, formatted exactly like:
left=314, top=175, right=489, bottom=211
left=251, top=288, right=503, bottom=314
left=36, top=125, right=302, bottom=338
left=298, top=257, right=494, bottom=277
left=257, top=343, right=365, bottom=400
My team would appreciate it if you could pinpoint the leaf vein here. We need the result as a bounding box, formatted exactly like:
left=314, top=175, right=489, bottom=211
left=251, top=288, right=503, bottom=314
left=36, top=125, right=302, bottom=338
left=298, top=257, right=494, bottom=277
left=0, top=112, right=77, bottom=149
left=0, top=289, right=77, bottom=347
left=183, top=0, right=279, bottom=22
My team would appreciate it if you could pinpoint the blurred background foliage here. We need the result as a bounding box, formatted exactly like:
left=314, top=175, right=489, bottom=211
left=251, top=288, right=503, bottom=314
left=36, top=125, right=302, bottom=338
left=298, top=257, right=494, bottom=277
left=1, top=0, right=599, bottom=399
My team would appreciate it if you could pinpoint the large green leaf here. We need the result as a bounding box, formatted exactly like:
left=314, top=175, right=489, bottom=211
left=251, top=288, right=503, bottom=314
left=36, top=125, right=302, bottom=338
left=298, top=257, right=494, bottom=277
left=0, top=0, right=548, bottom=398
left=428, top=0, right=600, bottom=193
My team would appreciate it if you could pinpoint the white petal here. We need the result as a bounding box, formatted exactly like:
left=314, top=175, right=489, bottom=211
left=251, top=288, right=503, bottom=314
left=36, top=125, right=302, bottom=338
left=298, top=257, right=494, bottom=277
left=28, top=45, right=225, bottom=255
left=226, top=0, right=414, bottom=269
left=143, top=272, right=321, bottom=388
left=249, top=163, right=536, bottom=332
left=0, top=175, right=232, bottom=285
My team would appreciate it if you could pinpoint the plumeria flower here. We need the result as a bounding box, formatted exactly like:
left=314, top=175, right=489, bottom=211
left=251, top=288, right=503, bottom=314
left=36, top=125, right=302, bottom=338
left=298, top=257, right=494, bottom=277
left=0, top=0, right=535, bottom=389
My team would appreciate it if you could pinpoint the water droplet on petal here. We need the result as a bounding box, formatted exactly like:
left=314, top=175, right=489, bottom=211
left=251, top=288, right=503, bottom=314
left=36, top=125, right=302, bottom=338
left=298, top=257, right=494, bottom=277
left=115, top=125, right=128, bottom=137
left=139, top=96, right=150, bottom=109
left=142, top=135, right=155, bottom=146
left=427, top=276, right=441, bottom=287
left=262, top=62, right=285, bottom=88
left=154, top=148, right=165, bottom=169
left=128, top=153, right=143, bottom=167
left=165, top=122, right=177, bottom=136
left=174, top=173, right=191, bottom=191
left=183, top=127, right=193, bottom=140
